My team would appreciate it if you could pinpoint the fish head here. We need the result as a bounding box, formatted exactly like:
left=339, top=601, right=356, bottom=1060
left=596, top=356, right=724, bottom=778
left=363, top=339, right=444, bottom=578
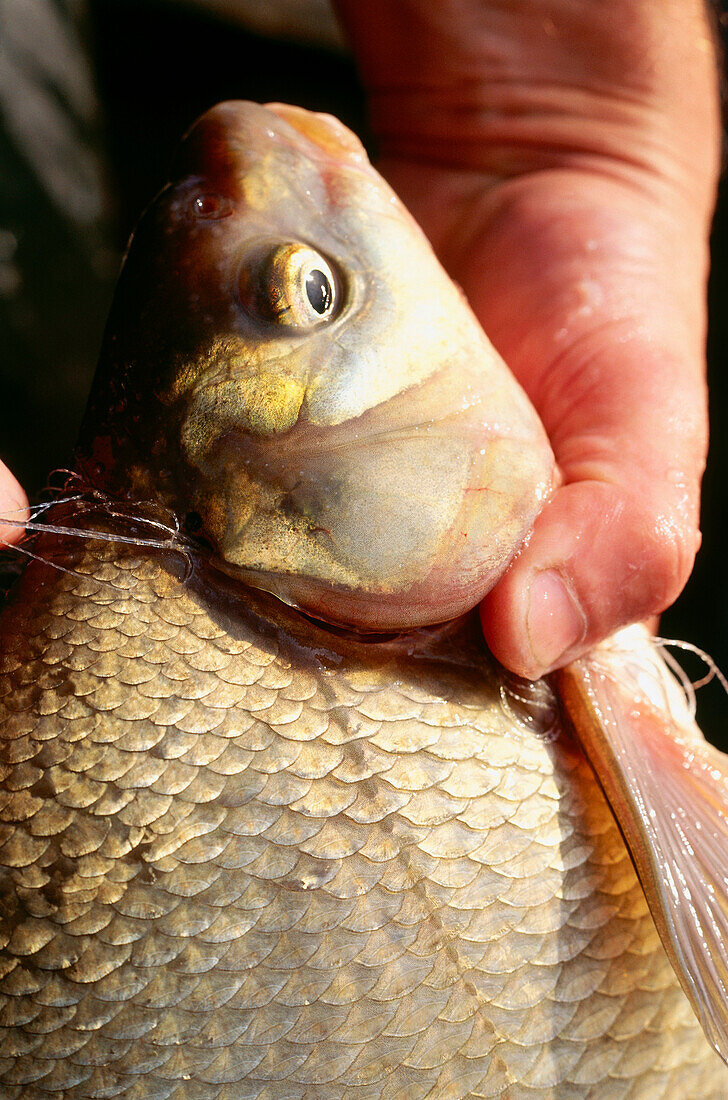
left=78, top=100, right=554, bottom=630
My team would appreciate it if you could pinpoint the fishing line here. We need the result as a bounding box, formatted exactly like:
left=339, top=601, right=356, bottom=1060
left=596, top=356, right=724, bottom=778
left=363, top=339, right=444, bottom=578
left=654, top=636, right=728, bottom=697
left=498, top=676, right=560, bottom=740
left=0, top=479, right=198, bottom=590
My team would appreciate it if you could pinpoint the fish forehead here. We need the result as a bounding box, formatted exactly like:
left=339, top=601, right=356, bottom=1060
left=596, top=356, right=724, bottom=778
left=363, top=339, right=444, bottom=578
left=171, top=104, right=408, bottom=303
left=175, top=100, right=379, bottom=224
left=0, top=539, right=725, bottom=1097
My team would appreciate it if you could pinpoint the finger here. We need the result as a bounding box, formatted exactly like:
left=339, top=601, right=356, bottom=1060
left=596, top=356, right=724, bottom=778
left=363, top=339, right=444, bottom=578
left=481, top=480, right=700, bottom=679
left=480, top=341, right=705, bottom=679
left=0, top=460, right=29, bottom=546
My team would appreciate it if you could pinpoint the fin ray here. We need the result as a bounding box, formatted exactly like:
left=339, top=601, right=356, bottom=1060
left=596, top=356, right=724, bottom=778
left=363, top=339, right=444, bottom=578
left=556, top=626, right=728, bottom=1063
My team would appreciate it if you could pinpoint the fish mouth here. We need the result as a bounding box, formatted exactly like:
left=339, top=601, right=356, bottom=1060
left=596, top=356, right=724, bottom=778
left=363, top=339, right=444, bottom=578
left=202, top=549, right=479, bottom=663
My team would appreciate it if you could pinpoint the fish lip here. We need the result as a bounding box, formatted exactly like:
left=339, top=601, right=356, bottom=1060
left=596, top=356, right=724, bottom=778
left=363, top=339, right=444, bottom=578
left=205, top=556, right=487, bottom=670
left=205, top=553, right=419, bottom=644
left=283, top=605, right=407, bottom=644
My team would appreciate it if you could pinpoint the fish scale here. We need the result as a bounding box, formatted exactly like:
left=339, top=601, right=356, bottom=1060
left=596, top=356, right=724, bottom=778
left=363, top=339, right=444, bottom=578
left=0, top=537, right=725, bottom=1098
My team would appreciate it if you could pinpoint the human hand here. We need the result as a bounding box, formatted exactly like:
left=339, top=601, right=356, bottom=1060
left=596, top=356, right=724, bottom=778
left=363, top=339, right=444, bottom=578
left=337, top=0, right=721, bottom=678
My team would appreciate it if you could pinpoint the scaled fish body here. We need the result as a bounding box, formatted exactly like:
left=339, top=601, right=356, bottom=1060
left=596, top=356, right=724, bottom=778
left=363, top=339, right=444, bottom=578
left=1, top=102, right=727, bottom=1098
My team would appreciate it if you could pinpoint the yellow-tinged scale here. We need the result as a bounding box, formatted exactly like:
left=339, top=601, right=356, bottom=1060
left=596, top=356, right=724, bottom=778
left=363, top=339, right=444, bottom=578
left=1, top=100, right=728, bottom=1099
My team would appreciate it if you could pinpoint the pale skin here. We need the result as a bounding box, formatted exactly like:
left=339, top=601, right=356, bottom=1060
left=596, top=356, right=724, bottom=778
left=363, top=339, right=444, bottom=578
left=1, top=0, right=721, bottom=679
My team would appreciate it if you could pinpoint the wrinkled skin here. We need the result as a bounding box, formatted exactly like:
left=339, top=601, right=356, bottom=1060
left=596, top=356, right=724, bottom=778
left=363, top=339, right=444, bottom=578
left=335, top=0, right=721, bottom=676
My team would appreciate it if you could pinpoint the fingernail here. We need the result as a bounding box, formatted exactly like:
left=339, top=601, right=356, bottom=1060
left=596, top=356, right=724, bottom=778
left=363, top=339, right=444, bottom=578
left=526, top=570, right=586, bottom=674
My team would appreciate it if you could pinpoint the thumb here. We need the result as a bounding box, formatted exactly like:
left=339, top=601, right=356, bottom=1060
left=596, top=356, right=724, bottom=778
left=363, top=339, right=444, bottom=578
left=480, top=340, right=706, bottom=679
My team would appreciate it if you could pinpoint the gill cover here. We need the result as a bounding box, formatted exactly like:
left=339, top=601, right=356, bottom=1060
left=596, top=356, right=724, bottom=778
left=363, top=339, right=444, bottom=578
left=78, top=101, right=553, bottom=630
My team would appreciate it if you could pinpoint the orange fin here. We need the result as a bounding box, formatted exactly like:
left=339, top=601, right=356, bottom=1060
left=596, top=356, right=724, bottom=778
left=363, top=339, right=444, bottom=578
left=555, top=625, right=728, bottom=1063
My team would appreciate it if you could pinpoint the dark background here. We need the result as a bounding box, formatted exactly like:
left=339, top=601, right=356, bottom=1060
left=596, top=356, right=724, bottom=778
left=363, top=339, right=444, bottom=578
left=1, top=0, right=726, bottom=744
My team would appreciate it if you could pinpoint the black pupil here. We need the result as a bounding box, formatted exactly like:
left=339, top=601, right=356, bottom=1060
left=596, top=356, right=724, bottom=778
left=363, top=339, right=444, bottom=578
left=306, top=269, right=333, bottom=315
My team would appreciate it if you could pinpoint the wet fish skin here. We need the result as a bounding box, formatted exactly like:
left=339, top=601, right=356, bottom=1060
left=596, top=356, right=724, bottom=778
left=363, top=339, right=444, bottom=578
left=0, top=534, right=726, bottom=1099
left=1, top=96, right=728, bottom=1097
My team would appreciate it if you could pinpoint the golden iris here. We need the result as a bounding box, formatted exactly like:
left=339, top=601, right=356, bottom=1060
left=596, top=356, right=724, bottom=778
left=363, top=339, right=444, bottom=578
left=256, top=243, right=338, bottom=328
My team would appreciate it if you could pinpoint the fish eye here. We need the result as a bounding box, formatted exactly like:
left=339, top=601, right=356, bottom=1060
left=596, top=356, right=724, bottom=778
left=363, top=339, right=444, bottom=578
left=192, top=192, right=234, bottom=220
left=247, top=243, right=340, bottom=329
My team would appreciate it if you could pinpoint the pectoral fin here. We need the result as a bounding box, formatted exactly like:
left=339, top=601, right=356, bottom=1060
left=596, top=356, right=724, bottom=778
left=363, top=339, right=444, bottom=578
left=556, top=625, right=728, bottom=1063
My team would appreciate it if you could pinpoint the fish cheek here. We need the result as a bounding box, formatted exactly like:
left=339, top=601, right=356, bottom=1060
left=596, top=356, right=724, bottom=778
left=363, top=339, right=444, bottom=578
left=177, top=385, right=474, bottom=601
left=282, top=436, right=471, bottom=586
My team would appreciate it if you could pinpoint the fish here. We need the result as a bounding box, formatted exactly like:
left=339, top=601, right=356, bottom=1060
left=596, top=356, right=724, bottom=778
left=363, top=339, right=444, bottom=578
left=1, top=99, right=728, bottom=1098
